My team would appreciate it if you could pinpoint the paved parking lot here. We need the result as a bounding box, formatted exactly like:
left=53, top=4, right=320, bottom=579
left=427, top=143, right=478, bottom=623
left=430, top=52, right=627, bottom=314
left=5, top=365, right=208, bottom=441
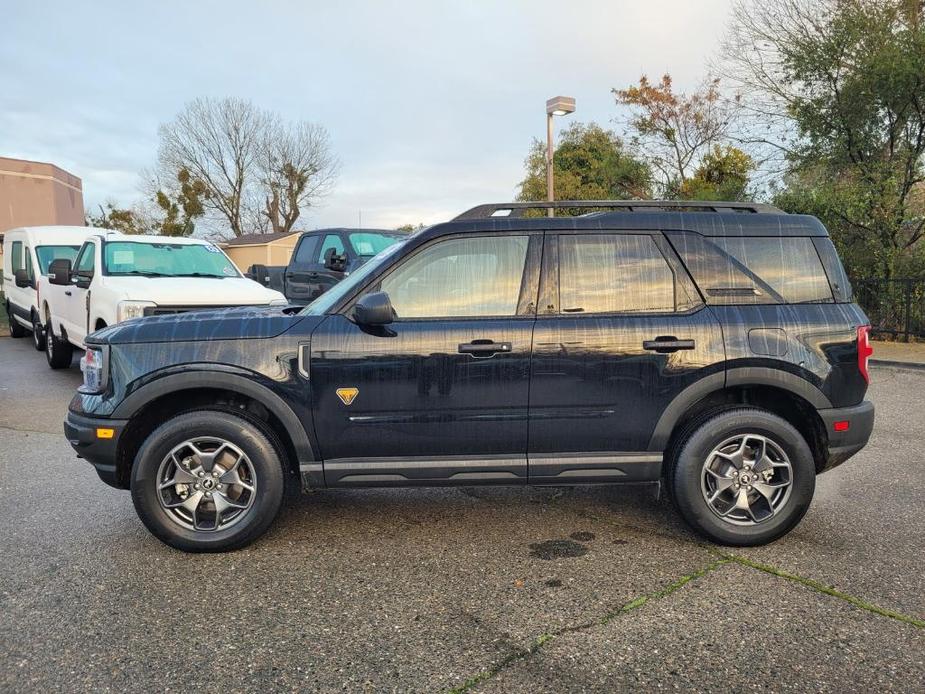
left=0, top=334, right=922, bottom=692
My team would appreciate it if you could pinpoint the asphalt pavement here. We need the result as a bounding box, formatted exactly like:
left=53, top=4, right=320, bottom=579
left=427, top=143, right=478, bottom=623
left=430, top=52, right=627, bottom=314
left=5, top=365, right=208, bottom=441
left=0, top=334, right=922, bottom=692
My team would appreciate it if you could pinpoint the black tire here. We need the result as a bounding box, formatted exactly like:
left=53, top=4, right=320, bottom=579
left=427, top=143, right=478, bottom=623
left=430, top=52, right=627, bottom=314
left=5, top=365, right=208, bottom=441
left=45, top=322, right=74, bottom=369
left=32, top=312, right=46, bottom=351
left=131, top=410, right=285, bottom=552
left=7, top=303, right=27, bottom=338
left=668, top=407, right=815, bottom=546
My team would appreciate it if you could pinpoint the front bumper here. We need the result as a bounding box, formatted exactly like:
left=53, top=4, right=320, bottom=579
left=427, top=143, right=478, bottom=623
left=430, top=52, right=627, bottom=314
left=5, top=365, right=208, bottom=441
left=64, top=410, right=129, bottom=489
left=818, top=400, right=875, bottom=472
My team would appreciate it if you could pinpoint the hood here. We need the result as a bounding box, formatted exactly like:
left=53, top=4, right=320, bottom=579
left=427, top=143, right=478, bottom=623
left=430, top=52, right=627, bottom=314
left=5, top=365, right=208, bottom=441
left=106, top=275, right=284, bottom=305
left=88, top=306, right=321, bottom=345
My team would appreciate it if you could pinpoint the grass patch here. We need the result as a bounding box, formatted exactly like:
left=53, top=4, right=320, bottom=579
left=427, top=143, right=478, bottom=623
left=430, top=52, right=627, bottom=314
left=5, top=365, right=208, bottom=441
left=724, top=554, right=925, bottom=629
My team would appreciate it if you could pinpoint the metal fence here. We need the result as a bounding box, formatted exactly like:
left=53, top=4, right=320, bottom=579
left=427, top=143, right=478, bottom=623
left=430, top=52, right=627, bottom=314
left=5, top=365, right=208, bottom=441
left=854, top=279, right=925, bottom=341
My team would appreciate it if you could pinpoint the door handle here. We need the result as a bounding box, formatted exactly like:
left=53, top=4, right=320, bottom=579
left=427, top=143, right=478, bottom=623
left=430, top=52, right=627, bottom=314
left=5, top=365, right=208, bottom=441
left=64, top=290, right=72, bottom=296
left=458, top=340, right=512, bottom=357
left=643, top=337, right=695, bottom=353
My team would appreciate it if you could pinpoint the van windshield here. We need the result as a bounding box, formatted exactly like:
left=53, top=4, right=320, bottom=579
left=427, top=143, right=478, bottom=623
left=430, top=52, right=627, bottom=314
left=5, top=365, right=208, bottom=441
left=103, top=241, right=240, bottom=278
left=35, top=245, right=81, bottom=275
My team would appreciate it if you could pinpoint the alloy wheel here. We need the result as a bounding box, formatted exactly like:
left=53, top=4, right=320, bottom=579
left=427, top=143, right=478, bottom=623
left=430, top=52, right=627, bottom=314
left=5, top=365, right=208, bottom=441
left=700, top=433, right=793, bottom=526
left=156, top=437, right=257, bottom=532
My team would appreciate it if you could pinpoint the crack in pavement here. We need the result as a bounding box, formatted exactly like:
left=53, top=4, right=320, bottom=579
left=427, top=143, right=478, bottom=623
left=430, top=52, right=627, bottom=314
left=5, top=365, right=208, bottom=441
left=0, top=424, right=60, bottom=436
left=447, top=558, right=731, bottom=693
left=720, top=553, right=925, bottom=629
left=447, top=548, right=925, bottom=693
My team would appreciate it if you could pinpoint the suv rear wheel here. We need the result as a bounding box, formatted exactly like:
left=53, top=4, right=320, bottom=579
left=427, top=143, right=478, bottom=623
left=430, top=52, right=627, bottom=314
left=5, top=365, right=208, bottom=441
left=131, top=410, right=285, bottom=552
left=668, top=408, right=815, bottom=546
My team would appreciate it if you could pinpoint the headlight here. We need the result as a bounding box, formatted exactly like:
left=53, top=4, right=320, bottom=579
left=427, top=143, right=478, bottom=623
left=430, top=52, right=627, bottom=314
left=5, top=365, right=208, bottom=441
left=116, top=300, right=156, bottom=322
left=268, top=298, right=289, bottom=307
left=79, top=346, right=109, bottom=394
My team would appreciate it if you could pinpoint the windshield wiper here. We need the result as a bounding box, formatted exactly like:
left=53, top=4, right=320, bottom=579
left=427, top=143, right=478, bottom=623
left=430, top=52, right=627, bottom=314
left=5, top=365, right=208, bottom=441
left=112, top=270, right=171, bottom=277
left=173, top=272, right=228, bottom=278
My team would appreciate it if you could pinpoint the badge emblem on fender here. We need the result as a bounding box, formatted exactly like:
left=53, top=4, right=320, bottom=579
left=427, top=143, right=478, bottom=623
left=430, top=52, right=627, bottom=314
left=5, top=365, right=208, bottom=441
left=336, top=387, right=359, bottom=406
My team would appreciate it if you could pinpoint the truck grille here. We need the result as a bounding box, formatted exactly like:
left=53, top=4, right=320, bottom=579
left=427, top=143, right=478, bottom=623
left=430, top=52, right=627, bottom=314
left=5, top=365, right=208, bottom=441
left=143, top=305, right=235, bottom=316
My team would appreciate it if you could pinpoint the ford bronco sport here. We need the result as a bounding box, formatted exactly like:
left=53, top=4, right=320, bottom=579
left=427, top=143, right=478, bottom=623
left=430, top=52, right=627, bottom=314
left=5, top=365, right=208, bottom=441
left=65, top=201, right=875, bottom=552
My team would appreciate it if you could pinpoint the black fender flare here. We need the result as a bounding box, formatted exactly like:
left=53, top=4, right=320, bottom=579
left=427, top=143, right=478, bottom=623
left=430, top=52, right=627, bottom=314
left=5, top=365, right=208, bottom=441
left=111, top=369, right=317, bottom=465
left=647, top=367, right=832, bottom=451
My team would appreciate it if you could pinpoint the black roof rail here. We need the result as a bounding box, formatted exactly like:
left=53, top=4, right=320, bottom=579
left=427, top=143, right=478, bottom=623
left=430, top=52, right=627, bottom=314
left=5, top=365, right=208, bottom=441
left=453, top=200, right=783, bottom=220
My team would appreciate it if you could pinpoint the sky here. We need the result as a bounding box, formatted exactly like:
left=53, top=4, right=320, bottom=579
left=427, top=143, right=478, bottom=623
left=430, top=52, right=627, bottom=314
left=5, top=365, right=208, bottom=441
left=1, top=0, right=734, bottom=232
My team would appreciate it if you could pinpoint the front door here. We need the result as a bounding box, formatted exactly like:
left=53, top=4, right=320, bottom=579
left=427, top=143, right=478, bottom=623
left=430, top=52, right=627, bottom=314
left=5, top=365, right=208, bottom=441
left=310, top=232, right=540, bottom=487
left=65, top=241, right=96, bottom=343
left=528, top=232, right=725, bottom=483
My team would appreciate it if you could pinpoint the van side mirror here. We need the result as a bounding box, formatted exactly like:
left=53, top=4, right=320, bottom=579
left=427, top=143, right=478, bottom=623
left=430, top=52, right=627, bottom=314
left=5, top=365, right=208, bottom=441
left=354, top=291, right=394, bottom=326
left=323, top=247, right=347, bottom=272
left=48, top=258, right=73, bottom=286
left=14, top=269, right=31, bottom=288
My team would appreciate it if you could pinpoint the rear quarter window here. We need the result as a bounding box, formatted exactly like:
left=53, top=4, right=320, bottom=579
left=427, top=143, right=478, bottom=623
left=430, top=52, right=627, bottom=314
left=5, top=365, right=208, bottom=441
left=668, top=232, right=834, bottom=305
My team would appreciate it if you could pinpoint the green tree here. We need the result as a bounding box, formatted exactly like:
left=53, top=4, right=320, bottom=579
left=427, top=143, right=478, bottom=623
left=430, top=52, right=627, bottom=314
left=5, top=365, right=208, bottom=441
left=723, top=0, right=925, bottom=278
left=153, top=168, right=208, bottom=237
left=614, top=75, right=741, bottom=198
left=680, top=145, right=754, bottom=201
left=516, top=122, right=651, bottom=211
left=88, top=168, right=207, bottom=237
left=86, top=203, right=147, bottom=234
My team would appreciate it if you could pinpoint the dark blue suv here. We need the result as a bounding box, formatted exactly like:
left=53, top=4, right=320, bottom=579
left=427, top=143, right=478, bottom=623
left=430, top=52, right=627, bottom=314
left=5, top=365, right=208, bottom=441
left=65, top=201, right=875, bottom=552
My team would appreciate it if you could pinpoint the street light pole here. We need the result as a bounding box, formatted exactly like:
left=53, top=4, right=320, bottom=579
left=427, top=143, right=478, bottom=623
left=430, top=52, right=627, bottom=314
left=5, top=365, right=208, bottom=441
left=545, top=96, right=576, bottom=218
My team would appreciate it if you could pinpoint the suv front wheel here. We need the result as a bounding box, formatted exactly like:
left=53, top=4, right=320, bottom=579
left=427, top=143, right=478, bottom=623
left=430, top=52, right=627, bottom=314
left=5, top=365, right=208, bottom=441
left=669, top=408, right=815, bottom=546
left=131, top=410, right=286, bottom=552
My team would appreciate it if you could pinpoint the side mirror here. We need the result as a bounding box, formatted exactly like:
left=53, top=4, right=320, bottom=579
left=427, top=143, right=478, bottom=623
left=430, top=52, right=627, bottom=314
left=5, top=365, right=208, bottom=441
left=48, top=259, right=72, bottom=286
left=14, top=269, right=31, bottom=288
left=323, top=248, right=347, bottom=272
left=354, top=291, right=394, bottom=326
left=249, top=264, right=270, bottom=285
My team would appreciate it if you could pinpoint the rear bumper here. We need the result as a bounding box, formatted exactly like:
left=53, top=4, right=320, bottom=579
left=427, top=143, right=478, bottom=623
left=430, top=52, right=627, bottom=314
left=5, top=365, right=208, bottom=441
left=64, top=410, right=129, bottom=489
left=818, top=400, right=875, bottom=472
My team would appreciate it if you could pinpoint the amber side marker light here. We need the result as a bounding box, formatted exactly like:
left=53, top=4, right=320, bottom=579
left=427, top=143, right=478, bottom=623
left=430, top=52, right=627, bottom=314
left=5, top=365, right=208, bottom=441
left=96, top=428, right=115, bottom=439
left=833, top=421, right=850, bottom=432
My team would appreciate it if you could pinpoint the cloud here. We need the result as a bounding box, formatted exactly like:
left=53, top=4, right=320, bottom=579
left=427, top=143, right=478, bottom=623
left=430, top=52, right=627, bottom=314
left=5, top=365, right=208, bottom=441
left=1, top=0, right=735, bottom=230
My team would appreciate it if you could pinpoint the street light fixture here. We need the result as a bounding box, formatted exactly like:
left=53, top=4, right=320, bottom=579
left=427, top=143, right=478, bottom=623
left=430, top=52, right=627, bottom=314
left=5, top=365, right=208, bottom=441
left=545, top=96, right=576, bottom=217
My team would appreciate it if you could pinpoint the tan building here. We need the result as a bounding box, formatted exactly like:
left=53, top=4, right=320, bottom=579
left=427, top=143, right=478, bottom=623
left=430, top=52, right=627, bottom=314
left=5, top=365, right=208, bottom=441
left=221, top=231, right=301, bottom=270
left=0, top=156, right=85, bottom=233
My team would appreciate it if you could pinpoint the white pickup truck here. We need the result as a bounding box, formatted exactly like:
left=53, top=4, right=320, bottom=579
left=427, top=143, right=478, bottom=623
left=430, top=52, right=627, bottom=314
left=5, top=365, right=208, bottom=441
left=40, top=232, right=288, bottom=368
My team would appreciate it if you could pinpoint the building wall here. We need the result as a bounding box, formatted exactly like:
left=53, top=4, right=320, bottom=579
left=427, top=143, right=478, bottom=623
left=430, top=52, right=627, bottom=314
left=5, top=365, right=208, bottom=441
left=0, top=157, right=85, bottom=233
left=224, top=239, right=298, bottom=270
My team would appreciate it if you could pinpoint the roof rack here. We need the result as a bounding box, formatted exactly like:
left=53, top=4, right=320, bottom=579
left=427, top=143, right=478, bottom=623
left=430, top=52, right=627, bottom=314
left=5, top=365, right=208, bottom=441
left=453, top=200, right=783, bottom=220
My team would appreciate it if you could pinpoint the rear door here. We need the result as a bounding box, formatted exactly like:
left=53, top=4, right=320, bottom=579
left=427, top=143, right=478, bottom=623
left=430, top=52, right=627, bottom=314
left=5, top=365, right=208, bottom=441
left=527, top=231, right=725, bottom=483
left=309, top=232, right=541, bottom=486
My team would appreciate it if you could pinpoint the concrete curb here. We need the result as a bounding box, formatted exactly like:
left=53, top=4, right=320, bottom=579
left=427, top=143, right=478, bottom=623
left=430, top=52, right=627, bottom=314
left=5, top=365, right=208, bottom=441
left=870, top=358, right=925, bottom=371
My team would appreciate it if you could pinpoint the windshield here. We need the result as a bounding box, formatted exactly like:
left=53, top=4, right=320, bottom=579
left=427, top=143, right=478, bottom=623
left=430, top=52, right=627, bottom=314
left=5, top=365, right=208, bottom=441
left=348, top=232, right=404, bottom=257
left=103, top=241, right=240, bottom=278
left=35, top=245, right=81, bottom=275
left=301, top=239, right=408, bottom=315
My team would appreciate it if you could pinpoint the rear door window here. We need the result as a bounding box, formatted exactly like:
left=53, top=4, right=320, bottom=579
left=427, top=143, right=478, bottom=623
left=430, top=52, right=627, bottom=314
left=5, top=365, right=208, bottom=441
left=11, top=241, right=23, bottom=272
left=557, top=234, right=694, bottom=314
left=293, top=236, right=320, bottom=266
left=668, top=233, right=833, bottom=305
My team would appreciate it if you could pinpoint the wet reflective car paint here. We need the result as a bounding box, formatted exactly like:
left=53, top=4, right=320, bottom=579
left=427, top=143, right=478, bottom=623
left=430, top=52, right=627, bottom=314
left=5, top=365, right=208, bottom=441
left=74, top=211, right=871, bottom=491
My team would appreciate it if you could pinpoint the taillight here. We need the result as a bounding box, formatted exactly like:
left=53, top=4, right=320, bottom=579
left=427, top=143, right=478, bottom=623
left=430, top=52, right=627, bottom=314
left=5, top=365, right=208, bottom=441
left=857, top=325, right=873, bottom=384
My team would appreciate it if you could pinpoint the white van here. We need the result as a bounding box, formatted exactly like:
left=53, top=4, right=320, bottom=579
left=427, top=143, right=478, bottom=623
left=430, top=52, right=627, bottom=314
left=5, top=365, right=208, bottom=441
left=2, top=226, right=98, bottom=350
left=41, top=232, right=288, bottom=367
